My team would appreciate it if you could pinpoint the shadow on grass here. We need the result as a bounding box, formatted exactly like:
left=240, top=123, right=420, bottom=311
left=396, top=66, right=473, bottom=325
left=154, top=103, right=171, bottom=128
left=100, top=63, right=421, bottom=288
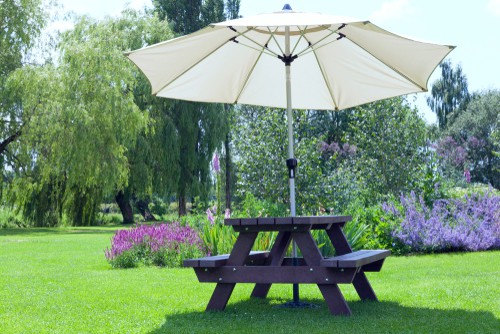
left=151, top=298, right=500, bottom=334
left=0, top=226, right=124, bottom=237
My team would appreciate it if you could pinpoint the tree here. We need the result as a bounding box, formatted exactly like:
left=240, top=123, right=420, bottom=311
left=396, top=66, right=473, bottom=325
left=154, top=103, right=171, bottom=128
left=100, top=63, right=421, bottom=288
left=443, top=90, right=500, bottom=189
left=233, top=98, right=430, bottom=214
left=153, top=0, right=229, bottom=215
left=0, top=0, right=47, bottom=168
left=427, top=59, right=470, bottom=130
left=348, top=98, right=429, bottom=201
left=4, top=10, right=172, bottom=225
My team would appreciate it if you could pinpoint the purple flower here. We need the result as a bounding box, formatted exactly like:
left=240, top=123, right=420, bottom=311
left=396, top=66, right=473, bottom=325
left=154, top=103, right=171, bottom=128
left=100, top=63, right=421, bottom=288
left=464, top=169, right=471, bottom=183
left=319, top=141, right=329, bottom=153
left=383, top=190, right=500, bottom=253
left=329, top=142, right=340, bottom=153
left=206, top=208, right=215, bottom=225
left=104, top=222, right=204, bottom=262
left=224, top=208, right=231, bottom=219
left=213, top=153, right=220, bottom=173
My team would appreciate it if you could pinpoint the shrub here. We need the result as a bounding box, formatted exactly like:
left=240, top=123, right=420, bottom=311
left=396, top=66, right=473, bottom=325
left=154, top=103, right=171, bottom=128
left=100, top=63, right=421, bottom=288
left=104, top=222, right=204, bottom=268
left=383, top=190, right=500, bottom=254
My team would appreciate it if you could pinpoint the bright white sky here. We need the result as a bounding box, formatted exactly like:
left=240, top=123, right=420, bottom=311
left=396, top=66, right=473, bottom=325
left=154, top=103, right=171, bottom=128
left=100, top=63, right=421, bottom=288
left=52, top=0, right=500, bottom=123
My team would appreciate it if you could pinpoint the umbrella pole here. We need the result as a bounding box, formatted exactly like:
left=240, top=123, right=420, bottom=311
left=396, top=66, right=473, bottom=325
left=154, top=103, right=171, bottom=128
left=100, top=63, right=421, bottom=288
left=281, top=13, right=317, bottom=310
left=284, top=29, right=299, bottom=303
left=283, top=25, right=299, bottom=304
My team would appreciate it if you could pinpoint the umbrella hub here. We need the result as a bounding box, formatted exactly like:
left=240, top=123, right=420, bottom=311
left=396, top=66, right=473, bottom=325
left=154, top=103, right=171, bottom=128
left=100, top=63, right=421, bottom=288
left=282, top=4, right=293, bottom=11
left=278, top=54, right=298, bottom=66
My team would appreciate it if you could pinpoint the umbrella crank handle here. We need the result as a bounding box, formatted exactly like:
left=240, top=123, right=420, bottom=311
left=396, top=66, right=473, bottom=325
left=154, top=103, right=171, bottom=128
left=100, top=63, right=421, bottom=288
left=286, top=158, right=298, bottom=179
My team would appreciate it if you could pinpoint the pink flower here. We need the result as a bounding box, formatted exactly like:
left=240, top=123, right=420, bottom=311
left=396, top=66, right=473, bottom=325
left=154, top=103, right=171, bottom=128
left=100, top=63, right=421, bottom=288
left=464, top=169, right=471, bottom=183
left=224, top=208, right=231, bottom=219
left=206, top=208, right=215, bottom=225
left=213, top=153, right=220, bottom=173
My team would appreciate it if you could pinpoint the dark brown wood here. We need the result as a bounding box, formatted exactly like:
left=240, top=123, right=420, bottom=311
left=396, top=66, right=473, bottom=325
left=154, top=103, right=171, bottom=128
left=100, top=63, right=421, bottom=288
left=320, top=250, right=391, bottom=268
left=362, top=259, right=386, bottom=272
left=232, top=224, right=311, bottom=233
left=183, top=251, right=269, bottom=268
left=281, top=257, right=307, bottom=266
left=326, top=224, right=353, bottom=255
left=194, top=266, right=356, bottom=284
left=205, top=232, right=258, bottom=311
left=241, top=218, right=258, bottom=225
left=292, top=231, right=324, bottom=266
left=251, top=231, right=292, bottom=298
left=227, top=216, right=352, bottom=227
left=318, top=284, right=352, bottom=316
left=224, top=218, right=241, bottom=226
left=257, top=217, right=275, bottom=225
left=206, top=284, right=235, bottom=311
left=352, top=272, right=378, bottom=301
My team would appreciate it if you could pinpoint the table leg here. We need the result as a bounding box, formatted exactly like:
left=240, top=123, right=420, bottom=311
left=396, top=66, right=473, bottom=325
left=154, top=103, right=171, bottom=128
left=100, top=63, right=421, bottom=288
left=206, top=232, right=258, bottom=311
left=251, top=231, right=292, bottom=298
left=352, top=272, right=377, bottom=301
left=318, top=284, right=352, bottom=316
left=293, top=231, right=352, bottom=315
left=326, top=225, right=378, bottom=301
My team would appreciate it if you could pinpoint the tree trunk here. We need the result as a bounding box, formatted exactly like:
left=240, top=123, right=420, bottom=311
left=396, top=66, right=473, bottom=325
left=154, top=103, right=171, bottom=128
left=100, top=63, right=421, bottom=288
left=115, top=190, right=134, bottom=224
left=136, top=199, right=158, bottom=221
left=178, top=195, right=187, bottom=216
left=0, top=130, right=21, bottom=156
left=224, top=132, right=231, bottom=211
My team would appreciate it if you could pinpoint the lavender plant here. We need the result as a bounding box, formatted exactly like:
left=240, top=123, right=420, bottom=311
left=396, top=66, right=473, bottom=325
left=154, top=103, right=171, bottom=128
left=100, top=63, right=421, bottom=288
left=105, top=222, right=204, bottom=268
left=383, top=190, right=500, bottom=253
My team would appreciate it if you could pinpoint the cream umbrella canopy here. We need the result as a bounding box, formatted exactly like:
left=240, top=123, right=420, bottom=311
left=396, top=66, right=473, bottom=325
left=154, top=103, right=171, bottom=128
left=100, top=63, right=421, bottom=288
left=126, top=4, right=453, bottom=305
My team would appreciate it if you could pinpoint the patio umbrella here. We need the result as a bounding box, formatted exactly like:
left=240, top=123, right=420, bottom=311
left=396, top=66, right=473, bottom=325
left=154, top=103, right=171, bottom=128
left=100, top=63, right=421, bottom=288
left=126, top=4, right=453, bottom=305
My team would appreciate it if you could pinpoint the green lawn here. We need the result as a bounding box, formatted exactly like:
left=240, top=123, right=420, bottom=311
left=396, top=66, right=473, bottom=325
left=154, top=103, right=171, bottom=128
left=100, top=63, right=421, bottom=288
left=1, top=227, right=499, bottom=334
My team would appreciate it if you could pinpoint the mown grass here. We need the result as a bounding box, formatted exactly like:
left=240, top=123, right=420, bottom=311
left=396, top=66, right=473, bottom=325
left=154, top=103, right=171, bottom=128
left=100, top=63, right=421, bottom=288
left=1, top=227, right=499, bottom=333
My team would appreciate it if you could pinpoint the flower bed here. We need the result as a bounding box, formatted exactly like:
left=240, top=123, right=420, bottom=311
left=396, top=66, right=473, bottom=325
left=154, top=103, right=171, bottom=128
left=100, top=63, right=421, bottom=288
left=105, top=222, right=204, bottom=268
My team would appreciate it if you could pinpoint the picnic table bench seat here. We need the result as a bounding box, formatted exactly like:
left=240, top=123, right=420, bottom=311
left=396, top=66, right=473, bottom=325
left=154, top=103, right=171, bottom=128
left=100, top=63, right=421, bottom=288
left=321, top=250, right=390, bottom=272
left=183, top=251, right=269, bottom=268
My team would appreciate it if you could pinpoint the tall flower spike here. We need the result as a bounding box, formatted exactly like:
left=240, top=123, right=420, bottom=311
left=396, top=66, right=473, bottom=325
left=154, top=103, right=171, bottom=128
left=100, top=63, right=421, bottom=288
left=213, top=153, right=220, bottom=173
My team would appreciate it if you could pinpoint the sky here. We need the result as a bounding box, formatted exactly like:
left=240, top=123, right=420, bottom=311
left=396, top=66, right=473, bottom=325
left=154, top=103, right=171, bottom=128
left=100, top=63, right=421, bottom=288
left=52, top=0, right=500, bottom=123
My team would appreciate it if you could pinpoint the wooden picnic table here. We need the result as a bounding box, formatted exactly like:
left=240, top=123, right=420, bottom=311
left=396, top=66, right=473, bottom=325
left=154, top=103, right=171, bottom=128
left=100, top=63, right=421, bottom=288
left=184, top=216, right=390, bottom=315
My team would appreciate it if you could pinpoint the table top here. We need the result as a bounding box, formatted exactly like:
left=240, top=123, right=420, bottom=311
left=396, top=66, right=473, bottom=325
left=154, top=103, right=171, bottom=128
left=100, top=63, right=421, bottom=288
left=225, top=215, right=352, bottom=228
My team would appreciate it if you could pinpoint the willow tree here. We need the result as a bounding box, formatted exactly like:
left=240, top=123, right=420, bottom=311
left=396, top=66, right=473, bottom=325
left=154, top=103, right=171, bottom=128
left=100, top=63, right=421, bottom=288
left=153, top=0, right=229, bottom=215
left=0, top=0, right=47, bottom=170
left=5, top=10, right=173, bottom=225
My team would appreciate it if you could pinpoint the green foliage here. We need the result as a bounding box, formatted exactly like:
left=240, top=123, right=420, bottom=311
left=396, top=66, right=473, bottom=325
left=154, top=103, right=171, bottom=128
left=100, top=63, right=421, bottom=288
left=0, top=0, right=47, bottom=77
left=348, top=97, right=429, bottom=203
left=233, top=98, right=430, bottom=214
left=201, top=220, right=237, bottom=255
left=444, top=90, right=500, bottom=189
left=238, top=192, right=287, bottom=218
left=0, top=207, right=25, bottom=228
left=152, top=1, right=229, bottom=215
left=3, top=10, right=176, bottom=226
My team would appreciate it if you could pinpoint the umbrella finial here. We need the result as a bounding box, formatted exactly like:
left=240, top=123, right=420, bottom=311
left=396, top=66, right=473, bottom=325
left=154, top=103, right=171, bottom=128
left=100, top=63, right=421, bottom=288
left=282, top=4, right=292, bottom=11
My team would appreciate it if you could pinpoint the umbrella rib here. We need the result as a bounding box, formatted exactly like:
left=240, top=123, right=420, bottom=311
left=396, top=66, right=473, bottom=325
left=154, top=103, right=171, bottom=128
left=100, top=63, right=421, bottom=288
left=231, top=26, right=280, bottom=57
left=303, top=34, right=340, bottom=110
left=233, top=33, right=275, bottom=104
left=290, top=26, right=307, bottom=55
left=296, top=26, right=343, bottom=57
left=152, top=27, right=257, bottom=96
left=267, top=27, right=285, bottom=56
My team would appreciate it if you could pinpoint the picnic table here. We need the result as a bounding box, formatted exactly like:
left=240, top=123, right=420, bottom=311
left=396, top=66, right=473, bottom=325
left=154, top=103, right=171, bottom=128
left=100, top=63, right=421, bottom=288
left=184, top=216, right=390, bottom=315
